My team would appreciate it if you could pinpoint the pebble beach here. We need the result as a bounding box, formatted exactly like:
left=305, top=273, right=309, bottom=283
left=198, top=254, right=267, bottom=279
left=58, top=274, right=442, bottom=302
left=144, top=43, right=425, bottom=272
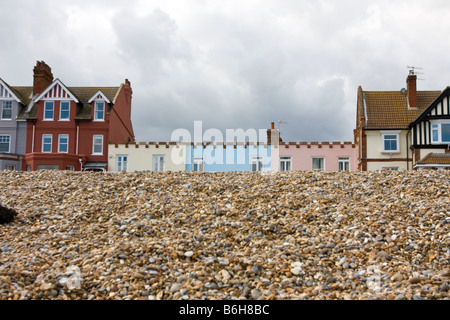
left=0, top=170, right=449, bottom=300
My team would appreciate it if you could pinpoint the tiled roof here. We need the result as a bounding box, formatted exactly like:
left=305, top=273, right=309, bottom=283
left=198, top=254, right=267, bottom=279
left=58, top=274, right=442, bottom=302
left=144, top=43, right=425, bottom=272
left=363, top=90, right=441, bottom=129
left=11, top=86, right=120, bottom=121
left=416, top=153, right=450, bottom=165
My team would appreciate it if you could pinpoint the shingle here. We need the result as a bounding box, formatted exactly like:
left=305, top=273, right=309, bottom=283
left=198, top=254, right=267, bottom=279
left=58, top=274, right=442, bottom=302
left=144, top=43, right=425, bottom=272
left=363, top=90, right=441, bottom=129
left=417, top=153, right=450, bottom=165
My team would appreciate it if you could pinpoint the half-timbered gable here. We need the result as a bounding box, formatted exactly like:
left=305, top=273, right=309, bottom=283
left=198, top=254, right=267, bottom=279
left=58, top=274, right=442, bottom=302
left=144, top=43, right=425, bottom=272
left=411, top=87, right=450, bottom=148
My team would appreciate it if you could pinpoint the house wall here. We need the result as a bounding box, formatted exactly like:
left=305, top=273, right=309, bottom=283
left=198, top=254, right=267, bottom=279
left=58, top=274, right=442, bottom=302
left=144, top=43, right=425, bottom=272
left=108, top=81, right=135, bottom=144
left=278, top=142, right=358, bottom=171
left=186, top=144, right=272, bottom=172
left=0, top=99, right=27, bottom=170
left=364, top=130, right=411, bottom=171
left=108, top=143, right=186, bottom=172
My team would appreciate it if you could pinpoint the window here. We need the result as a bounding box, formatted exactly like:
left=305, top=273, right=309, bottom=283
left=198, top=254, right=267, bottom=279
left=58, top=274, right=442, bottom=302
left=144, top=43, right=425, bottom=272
left=37, top=165, right=58, bottom=170
left=280, top=156, right=292, bottom=172
left=382, top=133, right=399, bottom=153
left=6, top=165, right=15, bottom=171
left=153, top=155, right=165, bottom=172
left=117, top=155, right=128, bottom=172
left=338, top=157, right=350, bottom=172
left=66, top=166, right=75, bottom=171
left=94, top=102, right=105, bottom=121
left=44, top=102, right=54, bottom=120
left=92, top=135, right=103, bottom=155
left=251, top=156, right=264, bottom=172
left=382, top=167, right=399, bottom=171
left=60, top=102, right=70, bottom=120
left=42, top=134, right=52, bottom=153
left=312, top=157, right=325, bottom=171
left=58, top=134, right=69, bottom=153
left=193, top=158, right=204, bottom=172
left=1, top=101, right=12, bottom=120
left=0, top=135, right=10, bottom=153
left=431, top=122, right=450, bottom=144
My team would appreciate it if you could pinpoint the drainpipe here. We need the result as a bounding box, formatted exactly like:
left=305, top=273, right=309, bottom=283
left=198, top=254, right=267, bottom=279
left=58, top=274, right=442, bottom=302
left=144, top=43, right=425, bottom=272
left=406, top=129, right=410, bottom=171
left=76, top=123, right=79, bottom=155
left=31, top=123, right=36, bottom=153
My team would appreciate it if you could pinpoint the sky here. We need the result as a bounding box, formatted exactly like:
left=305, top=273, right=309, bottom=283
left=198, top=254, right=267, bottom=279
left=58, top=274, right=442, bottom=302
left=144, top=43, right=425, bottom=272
left=1, top=0, right=450, bottom=143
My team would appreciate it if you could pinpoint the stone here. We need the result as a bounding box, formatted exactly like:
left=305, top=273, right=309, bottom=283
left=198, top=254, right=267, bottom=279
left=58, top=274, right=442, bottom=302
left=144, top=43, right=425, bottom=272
left=0, top=205, right=17, bottom=225
left=0, top=170, right=448, bottom=300
left=170, top=283, right=181, bottom=293
left=408, top=277, right=422, bottom=285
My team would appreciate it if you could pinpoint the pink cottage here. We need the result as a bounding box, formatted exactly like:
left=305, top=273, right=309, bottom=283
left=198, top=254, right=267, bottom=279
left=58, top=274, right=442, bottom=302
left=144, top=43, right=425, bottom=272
left=268, top=123, right=358, bottom=172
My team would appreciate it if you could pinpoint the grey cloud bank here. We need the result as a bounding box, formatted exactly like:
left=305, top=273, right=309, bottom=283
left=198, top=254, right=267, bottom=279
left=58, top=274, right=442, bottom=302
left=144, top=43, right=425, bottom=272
left=1, top=0, right=450, bottom=143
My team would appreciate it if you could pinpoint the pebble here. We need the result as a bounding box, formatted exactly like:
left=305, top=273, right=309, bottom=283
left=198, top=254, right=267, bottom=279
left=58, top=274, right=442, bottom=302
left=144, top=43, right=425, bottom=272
left=0, top=170, right=448, bottom=300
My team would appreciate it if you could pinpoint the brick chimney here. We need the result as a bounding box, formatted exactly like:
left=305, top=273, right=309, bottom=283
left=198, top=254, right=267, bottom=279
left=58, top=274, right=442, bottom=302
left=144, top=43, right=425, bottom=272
left=267, top=122, right=282, bottom=146
left=33, top=61, right=53, bottom=96
left=407, top=70, right=417, bottom=109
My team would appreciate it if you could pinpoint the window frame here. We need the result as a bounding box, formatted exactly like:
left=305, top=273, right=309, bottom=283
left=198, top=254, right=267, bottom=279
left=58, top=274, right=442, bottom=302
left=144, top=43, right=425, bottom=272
left=94, top=101, right=105, bottom=121
left=280, top=156, right=292, bottom=172
left=251, top=156, right=264, bottom=172
left=92, top=135, right=104, bottom=155
left=430, top=121, right=450, bottom=144
left=58, top=134, right=69, bottom=153
left=59, top=101, right=71, bottom=121
left=338, top=157, right=350, bottom=172
left=44, top=101, right=54, bottom=121
left=312, top=157, right=325, bottom=171
left=381, top=131, right=400, bottom=153
left=1, top=101, right=12, bottom=120
left=192, top=157, right=204, bottom=172
left=42, top=134, right=53, bottom=153
left=153, top=155, right=166, bottom=172
left=0, top=134, right=11, bottom=153
left=117, top=155, right=129, bottom=172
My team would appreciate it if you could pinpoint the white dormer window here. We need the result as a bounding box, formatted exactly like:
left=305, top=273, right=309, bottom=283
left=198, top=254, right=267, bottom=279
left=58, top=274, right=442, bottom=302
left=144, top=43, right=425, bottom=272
left=1, top=101, right=12, bottom=120
left=94, top=101, right=105, bottom=121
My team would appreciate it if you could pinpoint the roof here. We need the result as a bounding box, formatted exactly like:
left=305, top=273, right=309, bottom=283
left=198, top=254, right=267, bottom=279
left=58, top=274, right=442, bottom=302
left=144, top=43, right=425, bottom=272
left=11, top=85, right=120, bottom=120
left=362, top=90, right=441, bottom=129
left=416, top=153, right=450, bottom=166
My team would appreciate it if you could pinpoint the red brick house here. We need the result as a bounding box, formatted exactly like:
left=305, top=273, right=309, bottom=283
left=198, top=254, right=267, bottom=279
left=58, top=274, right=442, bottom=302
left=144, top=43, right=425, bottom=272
left=21, top=61, right=134, bottom=171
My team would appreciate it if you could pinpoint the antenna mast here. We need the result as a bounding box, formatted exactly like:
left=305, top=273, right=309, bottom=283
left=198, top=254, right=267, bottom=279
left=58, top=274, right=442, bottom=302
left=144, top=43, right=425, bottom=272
left=277, top=120, right=288, bottom=131
left=407, top=66, right=425, bottom=80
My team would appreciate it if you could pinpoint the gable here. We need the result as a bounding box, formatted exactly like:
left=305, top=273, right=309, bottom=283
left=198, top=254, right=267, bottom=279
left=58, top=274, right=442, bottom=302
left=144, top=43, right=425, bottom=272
left=0, top=79, right=21, bottom=102
left=88, top=90, right=111, bottom=104
left=34, top=79, right=79, bottom=103
left=412, top=87, right=450, bottom=125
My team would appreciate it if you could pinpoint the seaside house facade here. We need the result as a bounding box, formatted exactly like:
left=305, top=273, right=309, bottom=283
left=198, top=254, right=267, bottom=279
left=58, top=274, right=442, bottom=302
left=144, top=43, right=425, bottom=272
left=10, top=61, right=135, bottom=171
left=409, top=87, right=450, bottom=170
left=273, top=141, right=358, bottom=172
left=0, top=78, right=28, bottom=171
left=185, top=142, right=272, bottom=172
left=108, top=142, right=186, bottom=172
left=355, top=70, right=450, bottom=171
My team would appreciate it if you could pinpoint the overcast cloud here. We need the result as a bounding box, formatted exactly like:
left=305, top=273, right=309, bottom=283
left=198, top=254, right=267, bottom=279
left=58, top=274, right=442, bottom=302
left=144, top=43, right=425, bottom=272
left=1, top=0, right=450, bottom=143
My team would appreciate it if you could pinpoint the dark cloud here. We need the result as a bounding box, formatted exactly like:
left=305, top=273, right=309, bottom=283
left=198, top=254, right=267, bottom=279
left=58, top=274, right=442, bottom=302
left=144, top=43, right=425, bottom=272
left=2, top=0, right=450, bottom=144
